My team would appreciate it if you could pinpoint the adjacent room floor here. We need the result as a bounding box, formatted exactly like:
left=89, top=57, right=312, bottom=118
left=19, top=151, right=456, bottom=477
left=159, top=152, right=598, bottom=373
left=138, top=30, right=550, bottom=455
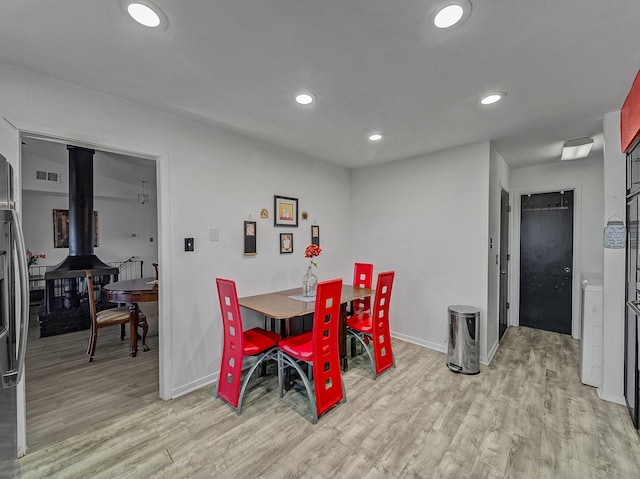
left=24, top=302, right=159, bottom=452
left=20, top=326, right=640, bottom=478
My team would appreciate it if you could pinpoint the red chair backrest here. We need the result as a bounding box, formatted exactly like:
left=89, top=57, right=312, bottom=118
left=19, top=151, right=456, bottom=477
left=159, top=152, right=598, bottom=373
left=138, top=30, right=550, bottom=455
left=352, top=262, right=373, bottom=313
left=216, top=278, right=245, bottom=408
left=311, top=278, right=344, bottom=417
left=371, top=271, right=395, bottom=375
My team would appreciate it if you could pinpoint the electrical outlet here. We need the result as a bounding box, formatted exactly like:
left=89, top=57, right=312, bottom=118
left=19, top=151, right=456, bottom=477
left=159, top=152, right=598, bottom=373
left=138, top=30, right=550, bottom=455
left=210, top=228, right=219, bottom=242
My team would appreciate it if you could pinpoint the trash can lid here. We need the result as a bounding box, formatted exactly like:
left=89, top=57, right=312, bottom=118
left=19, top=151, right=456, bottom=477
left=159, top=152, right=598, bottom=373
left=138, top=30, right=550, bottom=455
left=448, top=305, right=480, bottom=315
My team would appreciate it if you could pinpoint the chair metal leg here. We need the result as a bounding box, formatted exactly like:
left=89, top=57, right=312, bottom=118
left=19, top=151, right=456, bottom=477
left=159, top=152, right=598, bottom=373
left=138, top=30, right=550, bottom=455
left=237, top=348, right=277, bottom=415
left=347, top=328, right=376, bottom=379
left=278, top=351, right=318, bottom=424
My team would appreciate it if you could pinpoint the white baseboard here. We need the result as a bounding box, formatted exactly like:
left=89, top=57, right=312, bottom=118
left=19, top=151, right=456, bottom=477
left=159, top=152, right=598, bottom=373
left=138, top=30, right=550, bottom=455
left=171, top=372, right=217, bottom=399
left=391, top=331, right=494, bottom=366
left=391, top=331, right=446, bottom=354
left=483, top=339, right=499, bottom=366
left=596, top=388, right=626, bottom=406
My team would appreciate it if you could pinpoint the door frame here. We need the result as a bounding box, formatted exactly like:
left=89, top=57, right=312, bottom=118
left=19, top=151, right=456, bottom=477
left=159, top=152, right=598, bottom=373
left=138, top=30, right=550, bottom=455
left=4, top=116, right=171, bottom=455
left=498, top=187, right=509, bottom=341
left=510, top=185, right=582, bottom=339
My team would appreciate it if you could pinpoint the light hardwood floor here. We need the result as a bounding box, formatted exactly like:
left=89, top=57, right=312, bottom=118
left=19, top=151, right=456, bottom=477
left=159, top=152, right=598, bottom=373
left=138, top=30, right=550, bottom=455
left=20, top=326, right=640, bottom=478
left=24, top=303, right=159, bottom=452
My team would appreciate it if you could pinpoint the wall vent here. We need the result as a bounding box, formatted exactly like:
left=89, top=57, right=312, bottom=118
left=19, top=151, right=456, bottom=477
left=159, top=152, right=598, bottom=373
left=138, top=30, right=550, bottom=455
left=36, top=170, right=61, bottom=182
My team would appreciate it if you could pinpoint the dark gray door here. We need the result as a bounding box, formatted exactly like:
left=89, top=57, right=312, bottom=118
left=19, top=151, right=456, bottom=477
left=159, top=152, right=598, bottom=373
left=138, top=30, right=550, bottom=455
left=519, top=190, right=574, bottom=334
left=499, top=188, right=509, bottom=340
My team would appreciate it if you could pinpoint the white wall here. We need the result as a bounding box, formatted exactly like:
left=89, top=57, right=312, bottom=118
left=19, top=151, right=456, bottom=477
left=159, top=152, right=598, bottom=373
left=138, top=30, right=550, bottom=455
left=600, top=111, right=626, bottom=405
left=487, top=144, right=511, bottom=361
left=0, top=62, right=352, bottom=399
left=350, top=141, right=491, bottom=360
left=510, top=157, right=604, bottom=338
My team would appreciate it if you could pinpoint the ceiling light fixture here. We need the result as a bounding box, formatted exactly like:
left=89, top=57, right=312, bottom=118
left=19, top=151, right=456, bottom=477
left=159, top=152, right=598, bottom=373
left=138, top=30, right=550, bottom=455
left=561, top=137, right=594, bottom=161
left=480, top=92, right=506, bottom=105
left=121, top=0, right=169, bottom=30
left=432, top=0, right=472, bottom=29
left=295, top=92, right=315, bottom=105
left=368, top=133, right=383, bottom=142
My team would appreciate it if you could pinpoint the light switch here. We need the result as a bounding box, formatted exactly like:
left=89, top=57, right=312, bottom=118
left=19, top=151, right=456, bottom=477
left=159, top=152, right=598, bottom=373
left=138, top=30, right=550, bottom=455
left=210, top=228, right=220, bottom=242
left=185, top=238, right=194, bottom=252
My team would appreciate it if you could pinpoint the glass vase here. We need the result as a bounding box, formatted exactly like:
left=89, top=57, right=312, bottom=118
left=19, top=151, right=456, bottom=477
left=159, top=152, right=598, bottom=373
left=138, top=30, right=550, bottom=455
left=301, top=266, right=318, bottom=297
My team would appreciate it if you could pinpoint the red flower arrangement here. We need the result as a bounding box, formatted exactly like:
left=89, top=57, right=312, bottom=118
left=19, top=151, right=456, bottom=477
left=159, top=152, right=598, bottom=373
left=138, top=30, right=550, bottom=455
left=304, top=244, right=322, bottom=267
left=26, top=249, right=46, bottom=267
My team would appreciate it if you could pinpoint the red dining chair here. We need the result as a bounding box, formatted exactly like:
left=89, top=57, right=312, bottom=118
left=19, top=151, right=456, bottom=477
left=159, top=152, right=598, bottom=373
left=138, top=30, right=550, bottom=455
left=346, top=271, right=395, bottom=379
left=352, top=262, right=374, bottom=314
left=215, top=278, right=281, bottom=414
left=277, top=278, right=345, bottom=424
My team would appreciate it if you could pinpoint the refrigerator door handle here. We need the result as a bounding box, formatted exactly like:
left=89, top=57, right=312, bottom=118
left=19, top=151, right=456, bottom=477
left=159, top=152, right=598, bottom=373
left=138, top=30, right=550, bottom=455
left=2, top=209, right=29, bottom=387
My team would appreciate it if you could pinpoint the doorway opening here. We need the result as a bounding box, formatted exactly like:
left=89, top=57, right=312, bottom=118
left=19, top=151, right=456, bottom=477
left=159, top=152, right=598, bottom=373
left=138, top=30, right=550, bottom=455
left=21, top=136, right=160, bottom=451
left=519, top=190, right=574, bottom=335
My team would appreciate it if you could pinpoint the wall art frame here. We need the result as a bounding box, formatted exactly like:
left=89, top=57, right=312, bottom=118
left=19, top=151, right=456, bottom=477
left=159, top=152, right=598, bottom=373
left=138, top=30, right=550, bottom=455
left=311, top=224, right=320, bottom=246
left=274, top=195, right=298, bottom=227
left=244, top=220, right=257, bottom=255
left=280, top=233, right=293, bottom=254
left=53, top=209, right=99, bottom=248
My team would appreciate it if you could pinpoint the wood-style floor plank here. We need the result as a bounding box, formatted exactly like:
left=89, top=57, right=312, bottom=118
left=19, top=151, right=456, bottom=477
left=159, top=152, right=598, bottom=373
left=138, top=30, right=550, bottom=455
left=20, top=325, right=640, bottom=479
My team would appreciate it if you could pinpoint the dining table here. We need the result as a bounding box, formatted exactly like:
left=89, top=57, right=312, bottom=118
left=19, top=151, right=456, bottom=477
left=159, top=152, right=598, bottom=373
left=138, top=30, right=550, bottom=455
left=103, top=277, right=158, bottom=357
left=238, top=284, right=374, bottom=370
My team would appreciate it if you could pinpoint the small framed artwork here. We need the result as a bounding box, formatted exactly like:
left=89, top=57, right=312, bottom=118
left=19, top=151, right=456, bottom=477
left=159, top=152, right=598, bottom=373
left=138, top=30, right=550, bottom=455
left=244, top=221, right=257, bottom=256
left=311, top=225, right=320, bottom=246
left=53, top=209, right=99, bottom=248
left=274, top=195, right=298, bottom=227
left=280, top=233, right=293, bottom=254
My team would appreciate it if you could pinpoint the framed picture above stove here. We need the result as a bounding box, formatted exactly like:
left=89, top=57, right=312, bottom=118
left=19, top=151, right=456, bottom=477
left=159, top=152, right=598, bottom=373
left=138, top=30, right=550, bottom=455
left=53, top=209, right=99, bottom=248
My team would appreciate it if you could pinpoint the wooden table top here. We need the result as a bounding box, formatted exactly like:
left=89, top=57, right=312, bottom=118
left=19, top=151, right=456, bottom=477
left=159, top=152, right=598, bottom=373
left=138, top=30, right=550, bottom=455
left=238, top=284, right=373, bottom=319
left=103, top=277, right=158, bottom=303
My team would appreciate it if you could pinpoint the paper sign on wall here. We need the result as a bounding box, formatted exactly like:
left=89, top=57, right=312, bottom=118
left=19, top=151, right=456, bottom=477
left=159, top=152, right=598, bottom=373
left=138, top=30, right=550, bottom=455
left=603, top=219, right=626, bottom=249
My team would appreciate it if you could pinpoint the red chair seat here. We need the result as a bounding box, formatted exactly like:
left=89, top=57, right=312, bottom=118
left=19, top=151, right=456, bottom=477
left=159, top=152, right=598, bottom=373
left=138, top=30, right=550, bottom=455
left=346, top=312, right=372, bottom=334
left=278, top=332, right=313, bottom=361
left=244, top=328, right=281, bottom=356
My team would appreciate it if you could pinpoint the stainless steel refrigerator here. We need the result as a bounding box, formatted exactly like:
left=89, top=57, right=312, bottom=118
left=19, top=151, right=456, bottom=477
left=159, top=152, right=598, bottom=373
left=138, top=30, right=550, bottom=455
left=0, top=153, right=29, bottom=478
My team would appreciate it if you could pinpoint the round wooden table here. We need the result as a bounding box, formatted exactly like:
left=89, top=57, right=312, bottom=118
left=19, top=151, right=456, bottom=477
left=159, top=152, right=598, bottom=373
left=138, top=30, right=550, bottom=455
left=103, top=277, right=158, bottom=357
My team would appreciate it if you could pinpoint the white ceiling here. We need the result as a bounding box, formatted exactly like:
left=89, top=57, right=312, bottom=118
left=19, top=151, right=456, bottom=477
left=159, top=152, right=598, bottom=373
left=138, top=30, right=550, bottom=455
left=2, top=0, right=639, bottom=170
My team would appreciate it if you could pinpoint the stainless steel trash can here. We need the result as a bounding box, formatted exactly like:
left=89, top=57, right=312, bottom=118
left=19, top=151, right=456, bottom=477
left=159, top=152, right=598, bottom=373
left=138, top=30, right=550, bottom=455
left=446, top=305, right=480, bottom=375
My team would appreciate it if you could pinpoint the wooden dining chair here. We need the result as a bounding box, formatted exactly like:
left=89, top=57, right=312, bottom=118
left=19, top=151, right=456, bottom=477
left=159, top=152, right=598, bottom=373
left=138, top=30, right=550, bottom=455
left=346, top=271, right=395, bottom=379
left=85, top=270, right=148, bottom=362
left=152, top=262, right=159, bottom=280
left=277, top=278, right=345, bottom=424
left=215, top=278, right=281, bottom=414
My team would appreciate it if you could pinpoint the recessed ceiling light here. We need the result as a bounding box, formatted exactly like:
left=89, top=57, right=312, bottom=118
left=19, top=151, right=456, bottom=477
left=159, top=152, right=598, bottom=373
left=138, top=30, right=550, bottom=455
left=121, top=0, right=168, bottom=30
left=432, top=1, right=472, bottom=29
left=368, top=133, right=383, bottom=142
left=295, top=92, right=315, bottom=105
left=480, top=92, right=506, bottom=105
left=561, top=137, right=594, bottom=161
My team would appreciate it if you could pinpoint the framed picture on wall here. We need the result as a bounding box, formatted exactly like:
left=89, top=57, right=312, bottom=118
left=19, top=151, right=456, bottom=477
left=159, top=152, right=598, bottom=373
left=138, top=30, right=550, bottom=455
left=311, top=225, right=320, bottom=246
left=274, top=195, right=298, bottom=227
left=244, top=221, right=257, bottom=256
left=280, top=233, right=293, bottom=254
left=53, top=209, right=99, bottom=248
